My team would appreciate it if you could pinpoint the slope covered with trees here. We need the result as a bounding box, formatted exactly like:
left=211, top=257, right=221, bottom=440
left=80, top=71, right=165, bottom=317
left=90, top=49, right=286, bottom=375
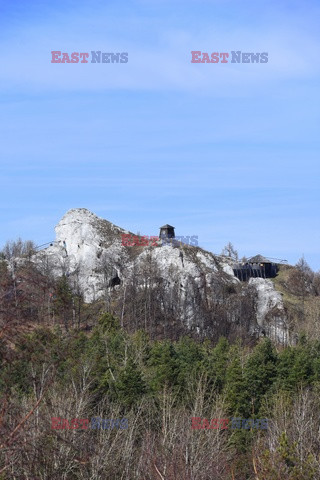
left=1, top=238, right=320, bottom=479
left=1, top=314, right=320, bottom=479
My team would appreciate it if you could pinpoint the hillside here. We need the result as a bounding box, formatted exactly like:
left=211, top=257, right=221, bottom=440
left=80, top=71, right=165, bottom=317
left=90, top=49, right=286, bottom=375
left=1, top=210, right=320, bottom=479
left=31, top=208, right=288, bottom=343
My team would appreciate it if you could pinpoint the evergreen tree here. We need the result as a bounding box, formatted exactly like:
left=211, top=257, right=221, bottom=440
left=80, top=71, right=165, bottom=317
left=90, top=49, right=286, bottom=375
left=54, top=275, right=73, bottom=331
left=147, top=340, right=179, bottom=393
left=277, top=344, right=313, bottom=391
left=225, top=344, right=249, bottom=416
left=243, top=338, right=278, bottom=415
left=205, top=336, right=229, bottom=392
left=175, top=336, right=204, bottom=395
left=114, top=358, right=146, bottom=409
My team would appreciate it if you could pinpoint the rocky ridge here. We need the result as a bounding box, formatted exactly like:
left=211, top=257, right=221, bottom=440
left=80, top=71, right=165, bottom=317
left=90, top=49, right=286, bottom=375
left=35, top=208, right=287, bottom=342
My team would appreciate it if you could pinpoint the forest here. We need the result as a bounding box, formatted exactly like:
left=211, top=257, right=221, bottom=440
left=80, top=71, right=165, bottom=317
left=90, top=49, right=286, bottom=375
left=1, top=240, right=320, bottom=479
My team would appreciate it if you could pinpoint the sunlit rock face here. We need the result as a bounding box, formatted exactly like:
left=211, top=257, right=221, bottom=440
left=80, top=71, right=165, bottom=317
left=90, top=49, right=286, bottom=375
left=37, top=208, right=128, bottom=302
left=35, top=208, right=288, bottom=342
left=248, top=278, right=288, bottom=343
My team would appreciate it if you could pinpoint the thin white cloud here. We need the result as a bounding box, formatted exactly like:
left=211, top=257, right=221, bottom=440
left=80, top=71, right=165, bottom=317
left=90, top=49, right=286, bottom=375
left=0, top=5, right=319, bottom=95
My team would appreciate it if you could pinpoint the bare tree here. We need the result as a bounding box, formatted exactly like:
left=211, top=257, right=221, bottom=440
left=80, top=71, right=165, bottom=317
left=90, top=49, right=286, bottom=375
left=1, top=238, right=36, bottom=260
left=221, top=242, right=238, bottom=261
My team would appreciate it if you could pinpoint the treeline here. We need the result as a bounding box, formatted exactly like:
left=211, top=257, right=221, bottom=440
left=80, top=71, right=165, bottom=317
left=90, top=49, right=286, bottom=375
left=1, top=238, right=320, bottom=345
left=1, top=314, right=320, bottom=479
left=0, top=242, right=259, bottom=343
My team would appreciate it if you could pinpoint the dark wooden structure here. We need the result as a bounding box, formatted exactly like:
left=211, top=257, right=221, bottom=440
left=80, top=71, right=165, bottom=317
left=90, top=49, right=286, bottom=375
left=233, top=254, right=278, bottom=281
left=159, top=224, right=175, bottom=239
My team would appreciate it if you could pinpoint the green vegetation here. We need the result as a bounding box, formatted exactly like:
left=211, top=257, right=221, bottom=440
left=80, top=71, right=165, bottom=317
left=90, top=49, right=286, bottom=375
left=2, top=314, right=320, bottom=478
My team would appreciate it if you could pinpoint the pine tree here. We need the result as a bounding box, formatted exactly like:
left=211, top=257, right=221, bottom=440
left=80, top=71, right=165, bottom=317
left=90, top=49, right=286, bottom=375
left=114, top=358, right=146, bottom=409
left=54, top=275, right=73, bottom=331
left=148, top=340, right=179, bottom=393
left=244, top=338, right=278, bottom=415
left=225, top=345, right=249, bottom=416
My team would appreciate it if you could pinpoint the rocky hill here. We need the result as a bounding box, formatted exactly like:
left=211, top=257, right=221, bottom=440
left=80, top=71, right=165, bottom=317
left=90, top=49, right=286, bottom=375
left=34, top=208, right=287, bottom=343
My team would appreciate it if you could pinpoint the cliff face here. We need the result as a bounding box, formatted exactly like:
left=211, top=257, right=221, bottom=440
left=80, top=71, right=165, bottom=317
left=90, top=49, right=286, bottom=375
left=35, top=208, right=287, bottom=342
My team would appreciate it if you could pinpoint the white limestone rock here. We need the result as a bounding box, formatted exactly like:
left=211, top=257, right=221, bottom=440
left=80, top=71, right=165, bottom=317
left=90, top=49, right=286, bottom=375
left=33, top=208, right=287, bottom=342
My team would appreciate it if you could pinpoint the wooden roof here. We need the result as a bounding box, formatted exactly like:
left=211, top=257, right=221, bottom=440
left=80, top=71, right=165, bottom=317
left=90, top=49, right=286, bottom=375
left=248, top=254, right=271, bottom=263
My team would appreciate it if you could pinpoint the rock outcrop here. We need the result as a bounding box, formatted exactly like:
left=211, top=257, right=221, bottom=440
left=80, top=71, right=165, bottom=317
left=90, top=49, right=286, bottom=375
left=35, top=208, right=287, bottom=342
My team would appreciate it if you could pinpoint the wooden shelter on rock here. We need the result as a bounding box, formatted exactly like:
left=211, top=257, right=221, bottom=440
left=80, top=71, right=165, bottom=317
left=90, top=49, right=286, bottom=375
left=159, top=224, right=175, bottom=240
left=232, top=254, right=279, bottom=281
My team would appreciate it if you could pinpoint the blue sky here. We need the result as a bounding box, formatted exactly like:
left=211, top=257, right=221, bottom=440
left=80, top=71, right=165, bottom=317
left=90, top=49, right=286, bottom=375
left=0, top=0, right=319, bottom=269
